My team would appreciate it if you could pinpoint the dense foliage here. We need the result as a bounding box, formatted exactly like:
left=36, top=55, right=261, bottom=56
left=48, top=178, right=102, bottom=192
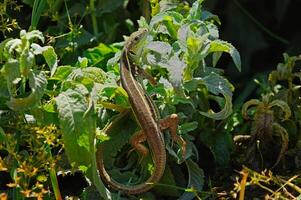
left=0, top=0, right=300, bottom=199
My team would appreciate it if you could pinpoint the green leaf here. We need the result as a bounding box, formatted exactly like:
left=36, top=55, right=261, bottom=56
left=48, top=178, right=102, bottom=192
left=55, top=88, right=110, bottom=199
left=0, top=39, right=11, bottom=62
left=200, top=73, right=233, bottom=120
left=158, top=54, right=186, bottom=87
left=212, top=52, right=222, bottom=67
left=55, top=88, right=93, bottom=168
left=31, top=44, right=58, bottom=76
left=150, top=11, right=183, bottom=31
left=107, top=51, right=121, bottom=69
left=184, top=72, right=233, bottom=120
left=209, top=40, right=241, bottom=72
left=81, top=67, right=106, bottom=83
left=213, top=133, right=233, bottom=167
left=202, top=72, right=233, bottom=95
left=200, top=131, right=233, bottom=168
left=187, top=0, right=204, bottom=21
left=183, top=34, right=210, bottom=80
left=2, top=59, right=21, bottom=95
left=42, top=47, right=58, bottom=76
left=0, top=126, right=7, bottom=143
left=83, top=43, right=119, bottom=69
left=20, top=50, right=34, bottom=77
left=179, top=159, right=204, bottom=200
left=158, top=0, right=178, bottom=13
left=206, top=23, right=219, bottom=39
left=31, top=0, right=47, bottom=30
left=52, top=66, right=74, bottom=80
left=23, top=30, right=44, bottom=43
left=137, top=16, right=149, bottom=29
left=7, top=71, right=47, bottom=111
left=201, top=11, right=221, bottom=25
left=146, top=41, right=173, bottom=56
left=5, top=39, right=22, bottom=54
left=145, top=42, right=185, bottom=87
left=179, top=122, right=198, bottom=134
left=177, top=24, right=189, bottom=51
left=77, top=57, right=88, bottom=68
left=31, top=106, right=59, bottom=126
left=67, top=67, right=106, bottom=90
left=172, top=95, right=195, bottom=109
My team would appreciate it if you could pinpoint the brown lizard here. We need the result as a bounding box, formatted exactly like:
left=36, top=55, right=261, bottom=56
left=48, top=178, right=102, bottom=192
left=96, top=28, right=186, bottom=194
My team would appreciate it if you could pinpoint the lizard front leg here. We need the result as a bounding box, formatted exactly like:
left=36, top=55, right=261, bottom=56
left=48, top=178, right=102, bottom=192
left=159, top=114, right=186, bottom=159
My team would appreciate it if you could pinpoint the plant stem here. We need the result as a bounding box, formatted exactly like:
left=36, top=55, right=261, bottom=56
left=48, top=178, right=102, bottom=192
left=90, top=0, right=98, bottom=35
left=276, top=175, right=301, bottom=194
left=239, top=169, right=248, bottom=200
left=46, top=145, right=63, bottom=200
left=49, top=168, right=62, bottom=200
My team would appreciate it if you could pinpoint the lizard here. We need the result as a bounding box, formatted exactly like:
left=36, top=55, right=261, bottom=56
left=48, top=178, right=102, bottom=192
left=96, top=28, right=186, bottom=194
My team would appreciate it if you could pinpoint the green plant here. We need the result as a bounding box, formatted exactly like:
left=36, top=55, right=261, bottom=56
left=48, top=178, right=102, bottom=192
left=88, top=0, right=241, bottom=198
left=0, top=30, right=57, bottom=111
left=0, top=30, right=63, bottom=200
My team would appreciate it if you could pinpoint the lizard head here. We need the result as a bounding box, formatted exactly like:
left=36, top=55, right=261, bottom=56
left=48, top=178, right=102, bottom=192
left=125, top=28, right=148, bottom=64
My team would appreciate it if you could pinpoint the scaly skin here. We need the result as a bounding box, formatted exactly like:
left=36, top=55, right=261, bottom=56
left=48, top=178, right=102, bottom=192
left=97, top=28, right=185, bottom=194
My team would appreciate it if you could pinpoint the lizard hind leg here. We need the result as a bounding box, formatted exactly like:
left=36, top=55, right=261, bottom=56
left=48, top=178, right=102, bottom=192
left=159, top=114, right=186, bottom=159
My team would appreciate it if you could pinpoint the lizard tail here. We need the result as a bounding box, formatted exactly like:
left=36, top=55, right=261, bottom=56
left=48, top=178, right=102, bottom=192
left=96, top=145, right=166, bottom=194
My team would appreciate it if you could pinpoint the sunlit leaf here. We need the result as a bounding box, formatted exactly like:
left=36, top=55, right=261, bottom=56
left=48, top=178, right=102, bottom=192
left=32, top=44, right=58, bottom=76
left=5, top=39, right=22, bottom=54
left=209, top=40, right=241, bottom=72
left=187, top=0, right=204, bottom=21
left=23, top=30, right=44, bottom=43
left=150, top=11, right=183, bottom=30
left=53, top=66, right=73, bottom=80
left=146, top=41, right=172, bottom=56
left=83, top=43, right=119, bottom=69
